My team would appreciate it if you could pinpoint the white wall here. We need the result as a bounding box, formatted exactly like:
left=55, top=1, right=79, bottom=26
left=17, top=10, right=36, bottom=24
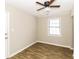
left=6, top=5, right=37, bottom=57
left=37, top=15, right=73, bottom=49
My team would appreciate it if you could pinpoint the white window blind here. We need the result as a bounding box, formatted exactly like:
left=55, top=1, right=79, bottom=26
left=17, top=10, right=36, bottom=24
left=48, top=18, right=61, bottom=36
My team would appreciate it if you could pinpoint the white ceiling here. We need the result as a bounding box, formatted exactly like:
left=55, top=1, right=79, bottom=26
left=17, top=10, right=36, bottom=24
left=6, top=0, right=74, bottom=17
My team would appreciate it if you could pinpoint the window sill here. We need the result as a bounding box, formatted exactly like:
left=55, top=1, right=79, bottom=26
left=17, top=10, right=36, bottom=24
left=48, top=34, right=62, bottom=37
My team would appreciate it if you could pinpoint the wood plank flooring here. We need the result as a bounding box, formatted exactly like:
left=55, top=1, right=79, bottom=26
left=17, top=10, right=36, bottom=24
left=8, top=42, right=73, bottom=59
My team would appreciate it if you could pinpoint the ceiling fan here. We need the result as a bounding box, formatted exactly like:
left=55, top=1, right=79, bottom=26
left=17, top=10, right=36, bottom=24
left=36, top=0, right=60, bottom=11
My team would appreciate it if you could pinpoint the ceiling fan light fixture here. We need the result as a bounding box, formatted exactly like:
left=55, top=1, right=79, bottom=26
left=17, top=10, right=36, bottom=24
left=45, top=7, right=51, bottom=12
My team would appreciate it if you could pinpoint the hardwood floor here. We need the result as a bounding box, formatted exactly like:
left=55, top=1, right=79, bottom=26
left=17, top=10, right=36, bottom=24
left=8, top=42, right=73, bottom=59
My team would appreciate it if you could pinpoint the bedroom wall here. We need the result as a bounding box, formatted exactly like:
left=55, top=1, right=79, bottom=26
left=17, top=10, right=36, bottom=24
left=6, top=5, right=37, bottom=57
left=37, top=15, right=73, bottom=49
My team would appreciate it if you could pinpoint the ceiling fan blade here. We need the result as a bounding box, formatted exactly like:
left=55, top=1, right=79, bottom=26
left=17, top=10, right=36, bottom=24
left=36, top=2, right=45, bottom=6
left=49, top=0, right=55, bottom=5
left=50, top=5, right=60, bottom=7
left=37, top=7, right=46, bottom=11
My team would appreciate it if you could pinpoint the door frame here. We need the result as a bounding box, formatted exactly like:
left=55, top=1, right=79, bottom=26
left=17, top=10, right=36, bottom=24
left=5, top=11, right=10, bottom=58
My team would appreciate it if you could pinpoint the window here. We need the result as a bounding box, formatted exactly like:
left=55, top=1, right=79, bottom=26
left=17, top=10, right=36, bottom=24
left=48, top=18, right=61, bottom=36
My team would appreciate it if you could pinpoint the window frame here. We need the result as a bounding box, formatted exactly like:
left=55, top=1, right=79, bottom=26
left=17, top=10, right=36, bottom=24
left=48, top=18, right=61, bottom=36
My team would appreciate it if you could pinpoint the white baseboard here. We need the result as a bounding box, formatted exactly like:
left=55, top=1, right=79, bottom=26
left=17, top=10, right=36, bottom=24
left=37, top=41, right=73, bottom=50
left=8, top=41, right=37, bottom=58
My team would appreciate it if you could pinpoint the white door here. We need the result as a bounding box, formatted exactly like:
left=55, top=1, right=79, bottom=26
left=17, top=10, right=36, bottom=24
left=5, top=12, right=10, bottom=58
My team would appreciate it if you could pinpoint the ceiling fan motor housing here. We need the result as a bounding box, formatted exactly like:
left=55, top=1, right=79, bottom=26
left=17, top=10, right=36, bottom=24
left=44, top=1, right=50, bottom=7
